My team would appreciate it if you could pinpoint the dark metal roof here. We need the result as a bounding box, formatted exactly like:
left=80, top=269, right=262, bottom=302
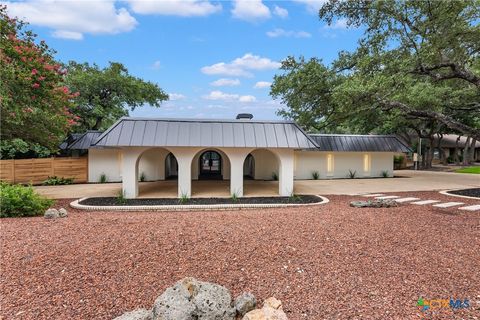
left=308, top=134, right=411, bottom=152
left=93, top=117, right=318, bottom=149
left=67, top=131, right=103, bottom=150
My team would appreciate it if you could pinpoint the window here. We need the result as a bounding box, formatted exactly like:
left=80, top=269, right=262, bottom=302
left=327, top=153, right=334, bottom=176
left=363, top=153, right=371, bottom=174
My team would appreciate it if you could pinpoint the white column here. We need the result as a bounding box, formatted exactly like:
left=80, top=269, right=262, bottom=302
left=121, top=147, right=146, bottom=198
left=223, top=148, right=252, bottom=197
left=276, top=149, right=295, bottom=196
left=170, top=148, right=197, bottom=198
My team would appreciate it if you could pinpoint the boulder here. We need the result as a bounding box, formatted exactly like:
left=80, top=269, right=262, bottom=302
left=242, top=297, right=287, bottom=320
left=235, top=292, right=257, bottom=317
left=152, top=277, right=236, bottom=320
left=113, top=309, right=152, bottom=320
left=44, top=208, right=59, bottom=219
left=350, top=199, right=398, bottom=208
left=58, top=208, right=68, bottom=217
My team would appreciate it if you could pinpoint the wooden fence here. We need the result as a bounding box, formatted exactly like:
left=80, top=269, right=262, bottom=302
left=0, top=157, right=88, bottom=185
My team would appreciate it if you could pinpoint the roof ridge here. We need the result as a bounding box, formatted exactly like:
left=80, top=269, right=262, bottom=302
left=121, top=116, right=295, bottom=124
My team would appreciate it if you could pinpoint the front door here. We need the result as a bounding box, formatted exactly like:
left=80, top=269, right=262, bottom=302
left=199, top=151, right=222, bottom=180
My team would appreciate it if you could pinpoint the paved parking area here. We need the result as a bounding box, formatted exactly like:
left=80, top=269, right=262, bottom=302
left=34, top=170, right=479, bottom=199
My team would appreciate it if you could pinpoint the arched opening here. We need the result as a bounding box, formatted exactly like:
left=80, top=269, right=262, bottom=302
left=191, top=148, right=230, bottom=197
left=136, top=148, right=178, bottom=197
left=199, top=150, right=222, bottom=180
left=243, top=149, right=279, bottom=196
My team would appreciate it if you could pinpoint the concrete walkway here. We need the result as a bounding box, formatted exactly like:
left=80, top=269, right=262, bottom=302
left=34, top=170, right=479, bottom=199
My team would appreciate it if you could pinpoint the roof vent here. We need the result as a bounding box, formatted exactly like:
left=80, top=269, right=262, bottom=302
left=236, top=113, right=253, bottom=120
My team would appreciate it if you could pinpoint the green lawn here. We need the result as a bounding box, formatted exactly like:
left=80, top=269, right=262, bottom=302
left=455, top=166, right=480, bottom=174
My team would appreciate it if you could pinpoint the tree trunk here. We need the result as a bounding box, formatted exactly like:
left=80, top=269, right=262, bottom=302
left=425, top=136, right=435, bottom=169
left=469, top=138, right=476, bottom=163
left=454, top=136, right=461, bottom=165
left=462, top=136, right=471, bottom=166
left=436, top=134, right=447, bottom=165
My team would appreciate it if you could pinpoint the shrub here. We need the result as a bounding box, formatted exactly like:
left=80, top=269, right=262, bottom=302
left=348, top=169, right=357, bottom=179
left=42, top=176, right=74, bottom=185
left=99, top=173, right=108, bottom=183
left=312, top=171, right=320, bottom=180
left=272, top=172, right=278, bottom=181
left=178, top=192, right=190, bottom=204
left=288, top=193, right=301, bottom=202
left=230, top=191, right=240, bottom=202
left=140, top=172, right=146, bottom=182
left=0, top=182, right=54, bottom=218
left=116, top=190, right=127, bottom=205
left=381, top=170, right=390, bottom=178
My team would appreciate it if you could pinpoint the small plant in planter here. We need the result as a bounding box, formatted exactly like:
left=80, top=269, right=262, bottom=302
left=116, top=190, right=127, bottom=205
left=99, top=173, right=108, bottom=183
left=381, top=170, right=390, bottom=178
left=312, top=171, right=320, bottom=180
left=178, top=192, right=190, bottom=204
left=272, top=172, right=278, bottom=181
left=140, top=172, right=146, bottom=182
left=42, top=176, right=74, bottom=185
left=288, top=192, right=301, bottom=202
left=230, top=191, right=240, bottom=202
left=348, top=169, right=357, bottom=179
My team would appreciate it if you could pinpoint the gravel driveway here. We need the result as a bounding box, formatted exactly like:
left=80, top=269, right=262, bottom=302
left=1, top=192, right=479, bottom=319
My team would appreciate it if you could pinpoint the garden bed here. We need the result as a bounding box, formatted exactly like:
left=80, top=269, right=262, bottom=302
left=78, top=195, right=322, bottom=206
left=447, top=188, right=480, bottom=198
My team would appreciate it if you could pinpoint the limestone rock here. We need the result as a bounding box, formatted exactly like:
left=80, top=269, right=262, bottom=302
left=242, top=297, right=287, bottom=320
left=44, top=208, right=59, bottom=219
left=58, top=207, right=68, bottom=217
left=235, top=292, right=257, bottom=317
left=350, top=199, right=398, bottom=208
left=113, top=309, right=152, bottom=320
left=152, top=277, right=235, bottom=320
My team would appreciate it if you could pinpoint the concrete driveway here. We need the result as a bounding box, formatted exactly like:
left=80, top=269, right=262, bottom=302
left=34, top=170, right=479, bottom=199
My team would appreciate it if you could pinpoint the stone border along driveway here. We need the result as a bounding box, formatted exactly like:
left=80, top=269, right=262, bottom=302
left=70, top=195, right=330, bottom=211
left=439, top=189, right=480, bottom=200
left=361, top=193, right=480, bottom=211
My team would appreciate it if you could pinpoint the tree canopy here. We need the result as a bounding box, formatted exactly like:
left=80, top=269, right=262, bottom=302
left=0, top=5, right=78, bottom=157
left=271, top=0, right=480, bottom=143
left=65, top=61, right=168, bottom=131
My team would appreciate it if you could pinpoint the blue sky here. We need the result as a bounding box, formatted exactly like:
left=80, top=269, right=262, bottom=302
left=4, top=0, right=363, bottom=120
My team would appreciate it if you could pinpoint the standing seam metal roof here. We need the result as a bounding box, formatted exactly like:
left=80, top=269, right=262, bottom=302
left=68, top=131, right=103, bottom=150
left=93, top=117, right=318, bottom=149
left=308, top=134, right=411, bottom=152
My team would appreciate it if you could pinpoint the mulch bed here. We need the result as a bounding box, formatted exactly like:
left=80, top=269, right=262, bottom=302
left=79, top=195, right=322, bottom=206
left=1, top=191, right=479, bottom=320
left=448, top=188, right=480, bottom=198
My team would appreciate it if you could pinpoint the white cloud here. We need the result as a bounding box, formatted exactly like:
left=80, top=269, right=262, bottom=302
left=201, top=53, right=281, bottom=77
left=152, top=60, right=161, bottom=70
left=266, top=28, right=311, bottom=38
left=168, top=93, right=186, bottom=100
left=273, top=5, right=288, bottom=18
left=254, top=81, right=271, bottom=89
left=210, top=78, right=241, bottom=87
left=324, top=18, right=349, bottom=29
left=3, top=0, right=137, bottom=40
left=202, top=90, right=256, bottom=103
left=126, top=0, right=221, bottom=17
left=231, top=0, right=270, bottom=22
left=293, top=0, right=327, bottom=13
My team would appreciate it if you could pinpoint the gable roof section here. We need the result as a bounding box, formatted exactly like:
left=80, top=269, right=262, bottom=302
left=308, top=134, right=411, bottom=152
left=67, top=131, right=103, bottom=150
left=93, top=117, right=318, bottom=149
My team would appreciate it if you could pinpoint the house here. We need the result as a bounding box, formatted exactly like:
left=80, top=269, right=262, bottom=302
left=84, top=115, right=410, bottom=198
left=432, top=134, right=479, bottom=162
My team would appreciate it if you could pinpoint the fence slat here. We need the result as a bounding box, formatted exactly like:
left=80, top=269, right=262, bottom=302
left=0, top=157, right=88, bottom=184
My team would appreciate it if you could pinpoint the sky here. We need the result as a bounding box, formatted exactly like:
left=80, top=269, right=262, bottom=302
left=4, top=0, right=363, bottom=120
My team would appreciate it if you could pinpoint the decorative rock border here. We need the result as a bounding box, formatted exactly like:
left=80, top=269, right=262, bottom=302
left=70, top=195, right=329, bottom=211
left=439, top=189, right=480, bottom=200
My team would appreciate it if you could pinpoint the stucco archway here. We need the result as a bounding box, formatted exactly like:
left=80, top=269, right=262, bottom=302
left=243, top=149, right=280, bottom=196
left=190, top=148, right=231, bottom=197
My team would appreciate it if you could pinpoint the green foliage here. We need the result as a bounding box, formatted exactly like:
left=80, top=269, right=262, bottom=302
left=0, top=6, right=78, bottom=153
left=348, top=169, right=357, bottom=179
left=312, top=171, right=320, bottom=180
left=116, top=190, right=127, bottom=205
left=0, top=182, right=54, bottom=218
left=381, top=170, right=390, bottom=178
left=65, top=61, right=169, bottom=131
left=0, top=138, right=52, bottom=159
left=99, top=173, right=107, bottom=183
left=288, top=193, right=302, bottom=202
left=272, top=172, right=279, bottom=181
left=271, top=0, right=480, bottom=140
left=178, top=193, right=190, bottom=204
left=230, top=191, right=240, bottom=202
left=393, top=155, right=404, bottom=164
left=42, top=176, right=74, bottom=185
left=455, top=166, right=480, bottom=174
left=140, top=172, right=146, bottom=182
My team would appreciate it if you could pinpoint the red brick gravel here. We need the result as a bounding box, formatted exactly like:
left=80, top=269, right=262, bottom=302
left=1, top=192, right=479, bottom=320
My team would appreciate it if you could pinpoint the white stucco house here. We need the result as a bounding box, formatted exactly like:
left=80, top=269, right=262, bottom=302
left=75, top=114, right=409, bottom=198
